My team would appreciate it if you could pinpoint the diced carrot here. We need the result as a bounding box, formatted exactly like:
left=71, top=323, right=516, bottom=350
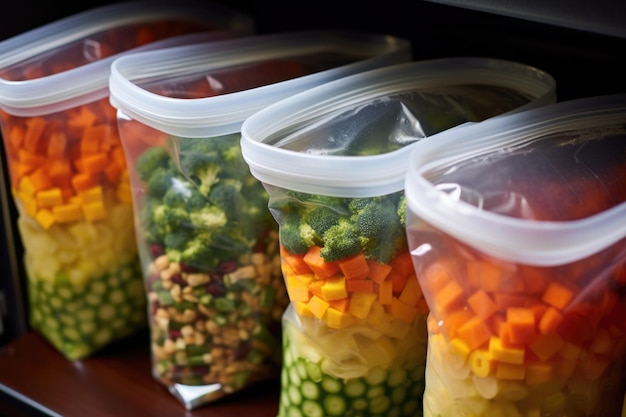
left=470, top=261, right=501, bottom=292
left=538, top=306, right=563, bottom=335
left=469, top=260, right=522, bottom=293
left=280, top=246, right=312, bottom=275
left=367, top=259, right=392, bottom=284
left=23, top=117, right=47, bottom=153
left=27, top=167, right=54, bottom=192
left=111, top=146, right=128, bottom=171
left=384, top=296, right=418, bottom=324
left=18, top=148, right=46, bottom=168
left=422, top=261, right=454, bottom=294
left=345, top=278, right=374, bottom=293
left=466, top=260, right=482, bottom=290
left=389, top=269, right=410, bottom=293
left=104, top=162, right=122, bottom=183
left=529, top=303, right=548, bottom=323
left=6, top=125, right=25, bottom=151
left=433, top=279, right=465, bottom=316
left=46, top=159, right=72, bottom=188
left=328, top=297, right=350, bottom=313
left=81, top=152, right=109, bottom=174
left=493, top=293, right=531, bottom=311
left=441, top=308, right=474, bottom=340
left=303, top=246, right=340, bottom=279
left=486, top=311, right=506, bottom=336
left=417, top=297, right=429, bottom=315
left=71, top=173, right=100, bottom=192
left=378, top=279, right=393, bottom=305
left=388, top=250, right=414, bottom=276
left=519, top=265, right=549, bottom=295
left=80, top=127, right=103, bottom=155
left=542, top=282, right=575, bottom=310
left=47, top=131, right=67, bottom=157
left=68, top=106, right=97, bottom=128
left=506, top=307, right=536, bottom=345
left=398, top=276, right=422, bottom=307
left=467, top=289, right=497, bottom=319
left=498, top=322, right=517, bottom=348
left=338, top=252, right=369, bottom=280
left=456, top=315, right=492, bottom=350
left=308, top=279, right=325, bottom=299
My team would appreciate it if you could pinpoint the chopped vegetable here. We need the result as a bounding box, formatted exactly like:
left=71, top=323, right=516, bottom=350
left=0, top=16, right=219, bottom=360
left=273, top=189, right=429, bottom=416
left=130, top=133, right=289, bottom=394
left=408, top=192, right=626, bottom=416
left=278, top=305, right=426, bottom=417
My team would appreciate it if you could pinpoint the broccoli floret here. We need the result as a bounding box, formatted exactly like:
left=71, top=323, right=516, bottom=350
left=397, top=194, right=407, bottom=226
left=138, top=134, right=277, bottom=272
left=279, top=211, right=310, bottom=254
left=209, top=183, right=242, bottom=218
left=189, top=206, right=228, bottom=230
left=145, top=166, right=176, bottom=198
left=275, top=191, right=409, bottom=263
left=180, top=153, right=221, bottom=196
left=135, top=146, right=171, bottom=183
left=320, top=218, right=362, bottom=262
left=347, top=194, right=407, bottom=263
left=305, top=205, right=342, bottom=237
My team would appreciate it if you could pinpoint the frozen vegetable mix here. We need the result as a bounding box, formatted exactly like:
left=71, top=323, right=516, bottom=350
left=108, top=30, right=412, bottom=408
left=404, top=94, right=626, bottom=417
left=0, top=1, right=253, bottom=360
left=241, top=58, right=556, bottom=417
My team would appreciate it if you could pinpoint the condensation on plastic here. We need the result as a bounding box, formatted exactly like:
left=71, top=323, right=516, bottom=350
left=241, top=57, right=556, bottom=198
left=404, top=93, right=626, bottom=417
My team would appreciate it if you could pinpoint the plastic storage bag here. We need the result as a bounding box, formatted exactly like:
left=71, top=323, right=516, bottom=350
left=240, top=57, right=556, bottom=417
left=404, top=93, right=626, bottom=417
left=0, top=1, right=254, bottom=360
left=107, top=29, right=412, bottom=409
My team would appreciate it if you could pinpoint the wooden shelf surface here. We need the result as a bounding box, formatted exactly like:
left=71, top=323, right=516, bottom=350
left=0, top=330, right=280, bottom=417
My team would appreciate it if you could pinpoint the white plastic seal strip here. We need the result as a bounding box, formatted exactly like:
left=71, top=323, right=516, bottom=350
left=240, top=58, right=556, bottom=199
left=404, top=93, right=626, bottom=267
left=108, top=30, right=412, bottom=138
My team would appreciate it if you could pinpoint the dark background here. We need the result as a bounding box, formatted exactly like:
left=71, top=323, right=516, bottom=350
left=1, top=0, right=625, bottom=343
